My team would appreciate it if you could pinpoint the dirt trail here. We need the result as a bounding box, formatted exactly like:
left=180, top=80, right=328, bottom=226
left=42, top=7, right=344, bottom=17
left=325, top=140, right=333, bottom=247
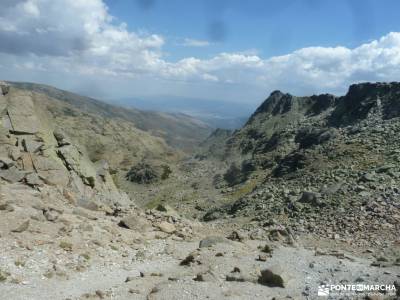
left=1, top=235, right=398, bottom=300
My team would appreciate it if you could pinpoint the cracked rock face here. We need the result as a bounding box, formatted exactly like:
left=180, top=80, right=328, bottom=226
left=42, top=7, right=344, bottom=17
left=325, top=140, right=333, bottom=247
left=0, top=86, right=131, bottom=210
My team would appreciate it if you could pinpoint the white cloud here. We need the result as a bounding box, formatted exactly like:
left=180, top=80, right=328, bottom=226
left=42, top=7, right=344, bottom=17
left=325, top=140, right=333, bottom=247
left=257, top=32, right=400, bottom=94
left=0, top=0, right=399, bottom=100
left=19, top=0, right=40, bottom=18
left=181, top=38, right=210, bottom=47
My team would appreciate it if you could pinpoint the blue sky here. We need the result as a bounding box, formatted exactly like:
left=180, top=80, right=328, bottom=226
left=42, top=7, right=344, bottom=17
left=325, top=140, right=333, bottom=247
left=0, top=0, right=400, bottom=106
left=106, top=0, right=400, bottom=59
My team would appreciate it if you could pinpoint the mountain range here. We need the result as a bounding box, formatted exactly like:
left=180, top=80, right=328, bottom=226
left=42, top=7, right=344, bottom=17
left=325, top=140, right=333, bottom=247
left=8, top=82, right=213, bottom=152
left=0, top=80, right=399, bottom=299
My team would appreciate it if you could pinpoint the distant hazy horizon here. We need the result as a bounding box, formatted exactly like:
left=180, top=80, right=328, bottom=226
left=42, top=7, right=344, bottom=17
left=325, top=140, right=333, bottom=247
left=1, top=0, right=400, bottom=105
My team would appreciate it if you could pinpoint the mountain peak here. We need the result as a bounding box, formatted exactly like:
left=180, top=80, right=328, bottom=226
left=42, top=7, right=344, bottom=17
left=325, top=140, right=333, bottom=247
left=249, top=90, right=337, bottom=125
left=251, top=90, right=294, bottom=117
left=270, top=90, right=287, bottom=97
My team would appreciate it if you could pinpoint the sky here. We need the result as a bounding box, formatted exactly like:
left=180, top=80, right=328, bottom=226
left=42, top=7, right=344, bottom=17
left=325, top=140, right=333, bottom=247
left=0, top=0, right=400, bottom=106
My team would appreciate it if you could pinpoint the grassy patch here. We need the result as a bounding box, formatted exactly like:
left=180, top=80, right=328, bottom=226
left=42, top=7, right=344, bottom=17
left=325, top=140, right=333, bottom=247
left=0, top=270, right=10, bottom=282
left=227, top=180, right=258, bottom=201
left=14, top=260, right=25, bottom=267
left=111, top=173, right=120, bottom=188
left=145, top=194, right=166, bottom=210
left=59, top=241, right=73, bottom=251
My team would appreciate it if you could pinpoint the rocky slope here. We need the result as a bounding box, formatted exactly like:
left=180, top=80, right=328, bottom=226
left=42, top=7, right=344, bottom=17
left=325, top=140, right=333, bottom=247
left=9, top=82, right=212, bottom=152
left=0, top=81, right=399, bottom=299
left=202, top=83, right=400, bottom=249
left=5, top=82, right=190, bottom=203
left=0, top=82, right=133, bottom=210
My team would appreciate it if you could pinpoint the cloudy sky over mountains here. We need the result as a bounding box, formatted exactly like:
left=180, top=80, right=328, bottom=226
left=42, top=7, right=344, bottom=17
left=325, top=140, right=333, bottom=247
left=0, top=0, right=400, bottom=103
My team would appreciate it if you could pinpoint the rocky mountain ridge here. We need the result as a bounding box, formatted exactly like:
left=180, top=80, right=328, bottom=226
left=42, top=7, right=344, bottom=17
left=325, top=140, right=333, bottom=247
left=8, top=82, right=213, bottom=152
left=218, top=82, right=400, bottom=161
left=202, top=82, right=400, bottom=250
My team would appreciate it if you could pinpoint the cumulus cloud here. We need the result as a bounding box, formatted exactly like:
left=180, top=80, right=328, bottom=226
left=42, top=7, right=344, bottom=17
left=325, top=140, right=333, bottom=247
left=258, top=32, right=400, bottom=94
left=0, top=0, right=399, bottom=100
left=0, top=0, right=165, bottom=73
left=172, top=32, right=400, bottom=94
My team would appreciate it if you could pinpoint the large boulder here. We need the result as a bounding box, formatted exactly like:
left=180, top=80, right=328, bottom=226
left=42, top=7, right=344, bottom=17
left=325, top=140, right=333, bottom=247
left=7, top=92, right=41, bottom=134
left=22, top=137, right=44, bottom=153
left=11, top=220, right=30, bottom=233
left=157, top=221, right=176, bottom=234
left=32, top=156, right=69, bottom=186
left=0, top=82, right=10, bottom=95
left=258, top=265, right=289, bottom=288
left=118, top=214, right=151, bottom=231
left=57, top=144, right=96, bottom=187
left=0, top=166, right=26, bottom=183
left=298, top=191, right=321, bottom=206
left=0, top=157, right=14, bottom=169
left=199, top=236, right=228, bottom=248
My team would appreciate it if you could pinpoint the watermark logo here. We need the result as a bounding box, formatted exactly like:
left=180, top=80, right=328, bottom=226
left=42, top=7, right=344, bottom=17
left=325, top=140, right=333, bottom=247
left=317, top=285, right=330, bottom=296
left=317, top=283, right=397, bottom=297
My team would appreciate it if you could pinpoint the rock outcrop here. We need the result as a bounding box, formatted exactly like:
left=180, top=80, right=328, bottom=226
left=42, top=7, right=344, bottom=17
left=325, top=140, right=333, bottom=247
left=0, top=83, right=130, bottom=210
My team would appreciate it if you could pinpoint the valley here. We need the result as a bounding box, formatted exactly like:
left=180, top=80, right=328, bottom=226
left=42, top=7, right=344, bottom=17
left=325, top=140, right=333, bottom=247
left=0, top=81, right=399, bottom=300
